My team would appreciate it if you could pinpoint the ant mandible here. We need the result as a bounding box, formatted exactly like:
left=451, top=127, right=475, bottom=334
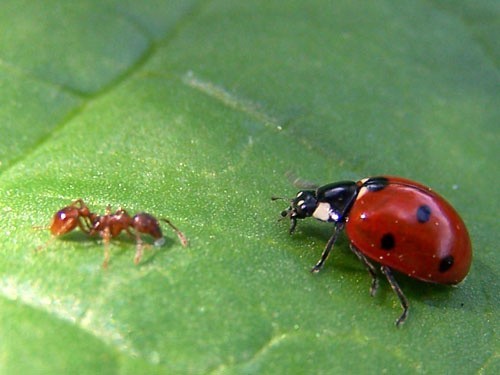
left=48, top=199, right=188, bottom=268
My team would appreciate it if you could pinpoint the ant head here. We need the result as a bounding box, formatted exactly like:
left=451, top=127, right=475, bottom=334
left=50, top=207, right=79, bottom=236
left=49, top=200, right=93, bottom=236
left=272, top=190, right=318, bottom=234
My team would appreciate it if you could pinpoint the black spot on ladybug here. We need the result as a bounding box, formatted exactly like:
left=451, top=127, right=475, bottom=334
left=416, top=205, right=431, bottom=223
left=380, top=233, right=395, bottom=250
left=439, top=255, right=454, bottom=273
left=364, top=176, right=389, bottom=192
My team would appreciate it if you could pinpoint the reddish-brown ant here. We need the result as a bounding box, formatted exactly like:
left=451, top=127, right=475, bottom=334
left=47, top=199, right=188, bottom=268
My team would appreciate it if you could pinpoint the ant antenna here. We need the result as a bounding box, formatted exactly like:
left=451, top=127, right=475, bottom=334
left=32, top=225, right=53, bottom=252
left=160, top=218, right=189, bottom=247
left=32, top=225, right=50, bottom=231
left=36, top=237, right=56, bottom=252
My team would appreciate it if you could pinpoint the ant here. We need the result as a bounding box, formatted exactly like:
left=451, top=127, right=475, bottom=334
left=47, top=199, right=188, bottom=268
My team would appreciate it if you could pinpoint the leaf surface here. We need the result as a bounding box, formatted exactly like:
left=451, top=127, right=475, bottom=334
left=0, top=0, right=498, bottom=373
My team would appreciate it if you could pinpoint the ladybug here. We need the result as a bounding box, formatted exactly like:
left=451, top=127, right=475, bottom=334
left=275, top=176, right=472, bottom=326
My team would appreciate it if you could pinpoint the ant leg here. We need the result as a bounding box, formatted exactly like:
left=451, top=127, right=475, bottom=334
left=349, top=244, right=379, bottom=296
left=160, top=218, right=188, bottom=247
left=311, top=222, right=344, bottom=273
left=133, top=233, right=144, bottom=265
left=77, top=217, right=92, bottom=234
left=74, top=199, right=93, bottom=233
left=102, top=227, right=111, bottom=269
left=71, top=198, right=86, bottom=207
left=380, top=266, right=409, bottom=327
left=122, top=228, right=145, bottom=265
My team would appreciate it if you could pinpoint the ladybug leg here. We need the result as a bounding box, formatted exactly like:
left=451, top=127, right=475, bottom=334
left=380, top=266, right=409, bottom=327
left=349, top=244, right=379, bottom=296
left=289, top=217, right=297, bottom=234
left=311, top=223, right=344, bottom=273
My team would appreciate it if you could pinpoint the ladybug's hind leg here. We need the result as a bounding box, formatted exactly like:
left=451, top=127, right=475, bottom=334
left=349, top=244, right=379, bottom=296
left=380, top=266, right=409, bottom=327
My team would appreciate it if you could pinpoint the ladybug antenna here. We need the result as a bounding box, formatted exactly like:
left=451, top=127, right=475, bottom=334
left=272, top=196, right=293, bottom=219
left=272, top=197, right=298, bottom=234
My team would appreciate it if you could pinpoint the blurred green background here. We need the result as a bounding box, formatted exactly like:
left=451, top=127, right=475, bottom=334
left=0, top=1, right=498, bottom=374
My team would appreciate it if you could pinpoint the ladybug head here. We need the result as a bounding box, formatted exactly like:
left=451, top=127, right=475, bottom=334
left=274, top=190, right=318, bottom=234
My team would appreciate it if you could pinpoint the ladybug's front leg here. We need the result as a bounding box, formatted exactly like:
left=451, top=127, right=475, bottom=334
left=311, top=222, right=344, bottom=273
left=380, top=266, right=409, bottom=327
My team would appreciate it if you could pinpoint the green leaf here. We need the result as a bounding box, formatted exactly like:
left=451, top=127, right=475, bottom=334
left=0, top=0, right=498, bottom=373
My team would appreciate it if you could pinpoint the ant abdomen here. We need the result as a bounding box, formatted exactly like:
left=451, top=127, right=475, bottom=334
left=132, top=213, right=164, bottom=244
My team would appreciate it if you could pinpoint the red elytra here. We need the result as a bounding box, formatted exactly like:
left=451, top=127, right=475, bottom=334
left=346, top=176, right=472, bottom=284
left=276, top=175, right=472, bottom=326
